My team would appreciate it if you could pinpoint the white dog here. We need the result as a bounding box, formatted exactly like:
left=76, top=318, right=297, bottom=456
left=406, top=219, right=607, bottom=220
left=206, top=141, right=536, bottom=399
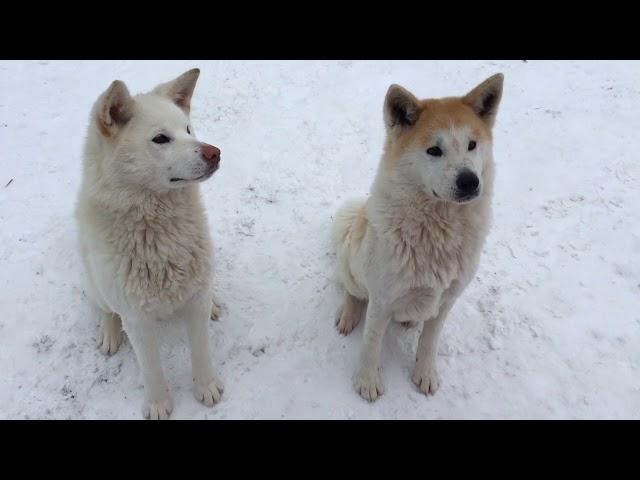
left=76, top=69, right=224, bottom=419
left=333, top=74, right=504, bottom=401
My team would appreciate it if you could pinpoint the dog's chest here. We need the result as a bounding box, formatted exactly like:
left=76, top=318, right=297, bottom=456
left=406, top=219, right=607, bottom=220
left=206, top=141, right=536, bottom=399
left=387, top=206, right=484, bottom=291
left=392, top=287, right=442, bottom=323
left=108, top=213, right=212, bottom=309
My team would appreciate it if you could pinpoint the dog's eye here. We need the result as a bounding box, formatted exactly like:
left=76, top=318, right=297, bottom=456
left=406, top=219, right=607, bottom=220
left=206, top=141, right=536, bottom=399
left=468, top=140, right=477, bottom=151
left=426, top=146, right=443, bottom=157
left=152, top=134, right=171, bottom=144
left=187, top=126, right=191, bottom=135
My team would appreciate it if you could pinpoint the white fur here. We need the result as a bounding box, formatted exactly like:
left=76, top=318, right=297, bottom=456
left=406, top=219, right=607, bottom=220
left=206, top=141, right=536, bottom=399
left=76, top=69, right=224, bottom=419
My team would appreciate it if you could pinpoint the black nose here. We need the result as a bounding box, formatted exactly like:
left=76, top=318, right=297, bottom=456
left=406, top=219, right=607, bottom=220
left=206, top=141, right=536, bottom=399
left=456, top=169, right=479, bottom=195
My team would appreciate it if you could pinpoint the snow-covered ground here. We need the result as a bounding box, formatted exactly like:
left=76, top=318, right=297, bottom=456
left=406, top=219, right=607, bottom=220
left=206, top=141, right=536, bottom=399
left=0, top=60, right=638, bottom=419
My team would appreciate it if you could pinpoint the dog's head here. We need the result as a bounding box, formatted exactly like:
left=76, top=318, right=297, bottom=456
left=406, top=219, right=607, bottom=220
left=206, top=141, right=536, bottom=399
left=91, top=68, right=220, bottom=192
left=382, top=73, right=503, bottom=204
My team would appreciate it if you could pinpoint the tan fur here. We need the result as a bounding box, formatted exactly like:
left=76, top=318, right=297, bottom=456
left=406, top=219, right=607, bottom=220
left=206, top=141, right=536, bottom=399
left=384, top=99, right=492, bottom=169
left=333, top=74, right=503, bottom=401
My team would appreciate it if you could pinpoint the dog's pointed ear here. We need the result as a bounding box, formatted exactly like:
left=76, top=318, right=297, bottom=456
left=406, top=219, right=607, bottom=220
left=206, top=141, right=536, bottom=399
left=463, top=73, right=504, bottom=127
left=96, top=80, right=134, bottom=138
left=384, top=84, right=421, bottom=133
left=153, top=68, right=200, bottom=114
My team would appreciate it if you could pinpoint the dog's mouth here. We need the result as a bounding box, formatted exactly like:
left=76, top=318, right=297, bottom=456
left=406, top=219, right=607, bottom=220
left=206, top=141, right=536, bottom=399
left=454, top=190, right=480, bottom=204
left=432, top=188, right=481, bottom=204
left=170, top=166, right=218, bottom=183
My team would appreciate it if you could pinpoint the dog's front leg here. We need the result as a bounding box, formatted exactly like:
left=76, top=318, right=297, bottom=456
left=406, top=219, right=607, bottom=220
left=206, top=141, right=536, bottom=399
left=354, top=299, right=391, bottom=402
left=121, top=313, right=172, bottom=419
left=180, top=290, right=224, bottom=407
left=412, top=292, right=455, bottom=396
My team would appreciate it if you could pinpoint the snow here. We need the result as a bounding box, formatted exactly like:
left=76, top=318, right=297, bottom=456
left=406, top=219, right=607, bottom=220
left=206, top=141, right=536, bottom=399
left=0, top=60, right=639, bottom=419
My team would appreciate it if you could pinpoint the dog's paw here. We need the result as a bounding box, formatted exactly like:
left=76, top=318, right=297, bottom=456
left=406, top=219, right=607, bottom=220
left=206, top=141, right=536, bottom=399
left=335, top=307, right=358, bottom=336
left=194, top=377, right=224, bottom=407
left=210, top=298, right=223, bottom=321
left=354, top=367, right=385, bottom=402
left=143, top=398, right=173, bottom=420
left=412, top=365, right=440, bottom=396
left=97, top=317, right=122, bottom=355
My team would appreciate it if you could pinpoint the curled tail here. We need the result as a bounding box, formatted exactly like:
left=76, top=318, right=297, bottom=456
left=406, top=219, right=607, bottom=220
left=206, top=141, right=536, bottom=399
left=332, top=199, right=366, bottom=250
left=332, top=199, right=368, bottom=300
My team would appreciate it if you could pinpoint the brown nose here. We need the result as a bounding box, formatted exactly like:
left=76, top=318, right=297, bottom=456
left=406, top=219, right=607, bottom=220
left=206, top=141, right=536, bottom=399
left=201, top=144, right=221, bottom=166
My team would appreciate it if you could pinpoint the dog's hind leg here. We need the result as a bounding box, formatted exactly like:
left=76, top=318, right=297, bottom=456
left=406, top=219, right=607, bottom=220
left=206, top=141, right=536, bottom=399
left=336, top=292, right=366, bottom=335
left=83, top=255, right=122, bottom=355
left=97, top=311, right=123, bottom=355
